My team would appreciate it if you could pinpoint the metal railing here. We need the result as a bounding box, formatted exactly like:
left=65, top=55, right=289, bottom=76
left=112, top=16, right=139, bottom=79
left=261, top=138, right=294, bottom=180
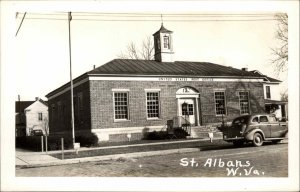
left=169, top=116, right=192, bottom=135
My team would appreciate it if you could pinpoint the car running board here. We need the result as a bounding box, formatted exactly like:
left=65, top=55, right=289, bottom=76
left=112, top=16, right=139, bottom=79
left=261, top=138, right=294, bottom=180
left=264, top=138, right=285, bottom=141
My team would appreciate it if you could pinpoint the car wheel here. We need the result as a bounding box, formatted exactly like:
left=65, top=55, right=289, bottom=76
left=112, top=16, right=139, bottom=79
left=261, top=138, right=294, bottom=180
left=233, top=140, right=244, bottom=147
left=253, top=133, right=263, bottom=147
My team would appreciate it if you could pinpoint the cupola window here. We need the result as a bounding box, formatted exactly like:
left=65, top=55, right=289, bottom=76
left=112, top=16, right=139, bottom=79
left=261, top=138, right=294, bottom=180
left=163, top=35, right=169, bottom=49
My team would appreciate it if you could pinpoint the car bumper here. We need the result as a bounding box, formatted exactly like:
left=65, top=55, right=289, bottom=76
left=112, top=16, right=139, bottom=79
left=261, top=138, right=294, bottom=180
left=223, top=135, right=245, bottom=141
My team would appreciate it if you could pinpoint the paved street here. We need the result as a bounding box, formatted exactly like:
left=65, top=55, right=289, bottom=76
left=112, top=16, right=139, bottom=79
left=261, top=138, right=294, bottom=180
left=16, top=143, right=287, bottom=177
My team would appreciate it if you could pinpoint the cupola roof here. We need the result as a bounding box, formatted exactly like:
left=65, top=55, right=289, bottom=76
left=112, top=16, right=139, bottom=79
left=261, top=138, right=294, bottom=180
left=153, top=24, right=173, bottom=36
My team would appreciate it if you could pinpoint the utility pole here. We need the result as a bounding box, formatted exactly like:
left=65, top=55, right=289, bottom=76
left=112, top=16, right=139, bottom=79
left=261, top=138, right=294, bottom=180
left=18, top=95, right=21, bottom=123
left=68, top=12, right=75, bottom=148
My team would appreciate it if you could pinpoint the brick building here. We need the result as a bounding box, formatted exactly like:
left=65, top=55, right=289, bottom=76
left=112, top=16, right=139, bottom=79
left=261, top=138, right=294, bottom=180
left=46, top=24, right=275, bottom=142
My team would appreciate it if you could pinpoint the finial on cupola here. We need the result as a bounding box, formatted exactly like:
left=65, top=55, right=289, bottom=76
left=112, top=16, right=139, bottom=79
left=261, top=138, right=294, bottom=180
left=153, top=16, right=174, bottom=62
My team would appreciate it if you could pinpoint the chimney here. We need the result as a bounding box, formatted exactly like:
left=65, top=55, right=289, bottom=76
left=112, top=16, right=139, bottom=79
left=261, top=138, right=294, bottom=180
left=93, top=65, right=96, bottom=69
left=242, top=67, right=248, bottom=71
left=35, top=97, right=39, bottom=101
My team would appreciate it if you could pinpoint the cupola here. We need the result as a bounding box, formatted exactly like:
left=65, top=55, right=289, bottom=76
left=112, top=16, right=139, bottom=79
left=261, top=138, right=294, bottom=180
left=153, top=24, right=174, bottom=62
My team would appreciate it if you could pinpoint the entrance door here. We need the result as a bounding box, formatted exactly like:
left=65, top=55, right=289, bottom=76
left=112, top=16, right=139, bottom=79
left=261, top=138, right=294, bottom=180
left=178, top=99, right=195, bottom=125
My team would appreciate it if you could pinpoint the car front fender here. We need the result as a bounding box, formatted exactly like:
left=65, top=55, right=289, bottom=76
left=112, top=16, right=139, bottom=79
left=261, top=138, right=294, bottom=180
left=244, top=128, right=265, bottom=141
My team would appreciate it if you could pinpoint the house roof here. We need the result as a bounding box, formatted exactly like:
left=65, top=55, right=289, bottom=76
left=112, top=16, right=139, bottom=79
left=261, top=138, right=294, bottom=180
left=264, top=76, right=282, bottom=83
left=15, top=99, right=48, bottom=113
left=87, top=59, right=263, bottom=77
left=250, top=70, right=281, bottom=83
left=153, top=24, right=173, bottom=36
left=15, top=101, right=34, bottom=113
left=265, top=99, right=287, bottom=105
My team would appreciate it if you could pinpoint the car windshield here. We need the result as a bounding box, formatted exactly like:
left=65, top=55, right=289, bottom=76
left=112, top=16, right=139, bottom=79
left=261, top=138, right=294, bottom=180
left=232, top=116, right=250, bottom=125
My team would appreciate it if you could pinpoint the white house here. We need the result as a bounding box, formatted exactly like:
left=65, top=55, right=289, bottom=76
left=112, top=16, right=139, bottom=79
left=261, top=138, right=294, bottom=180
left=15, top=97, right=49, bottom=136
left=24, top=98, right=49, bottom=136
left=251, top=70, right=288, bottom=120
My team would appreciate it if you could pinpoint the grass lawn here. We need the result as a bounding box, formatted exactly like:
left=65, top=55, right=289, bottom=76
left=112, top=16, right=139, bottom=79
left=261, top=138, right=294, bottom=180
left=50, top=139, right=228, bottom=160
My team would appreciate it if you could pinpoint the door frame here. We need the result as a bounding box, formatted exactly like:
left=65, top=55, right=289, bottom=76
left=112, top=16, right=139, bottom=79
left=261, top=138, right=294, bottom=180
left=176, top=87, right=200, bottom=126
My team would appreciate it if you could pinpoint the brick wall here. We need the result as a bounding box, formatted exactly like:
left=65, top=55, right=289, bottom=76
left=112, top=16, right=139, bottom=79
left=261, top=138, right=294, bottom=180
left=90, top=80, right=265, bottom=130
left=48, top=81, right=91, bottom=137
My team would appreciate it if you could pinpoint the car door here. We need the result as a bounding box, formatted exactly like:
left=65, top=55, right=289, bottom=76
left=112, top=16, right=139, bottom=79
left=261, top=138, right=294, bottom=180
left=259, top=115, right=271, bottom=138
left=269, top=115, right=287, bottom=138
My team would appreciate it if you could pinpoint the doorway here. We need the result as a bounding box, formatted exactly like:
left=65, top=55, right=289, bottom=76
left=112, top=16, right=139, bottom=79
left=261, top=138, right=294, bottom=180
left=176, top=87, right=200, bottom=126
left=178, top=99, right=195, bottom=125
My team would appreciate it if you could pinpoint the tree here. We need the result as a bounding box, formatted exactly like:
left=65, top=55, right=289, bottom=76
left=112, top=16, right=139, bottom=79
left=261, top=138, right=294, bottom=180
left=118, top=36, right=154, bottom=60
left=271, top=13, right=288, bottom=76
left=280, top=89, right=288, bottom=102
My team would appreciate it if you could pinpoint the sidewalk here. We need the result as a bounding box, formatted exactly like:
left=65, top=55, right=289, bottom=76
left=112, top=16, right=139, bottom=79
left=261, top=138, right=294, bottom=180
left=16, top=137, right=288, bottom=168
left=16, top=138, right=222, bottom=168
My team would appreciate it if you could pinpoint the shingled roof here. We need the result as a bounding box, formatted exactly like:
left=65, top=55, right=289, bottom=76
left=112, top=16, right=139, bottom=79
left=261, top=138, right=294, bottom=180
left=47, top=59, right=281, bottom=98
left=249, top=70, right=281, bottom=83
left=87, top=59, right=263, bottom=78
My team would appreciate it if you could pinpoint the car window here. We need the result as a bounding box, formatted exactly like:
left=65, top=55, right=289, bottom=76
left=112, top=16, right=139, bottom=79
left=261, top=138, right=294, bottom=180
left=252, top=117, right=258, bottom=123
left=269, top=116, right=277, bottom=123
left=259, top=116, right=268, bottom=123
left=233, top=116, right=249, bottom=125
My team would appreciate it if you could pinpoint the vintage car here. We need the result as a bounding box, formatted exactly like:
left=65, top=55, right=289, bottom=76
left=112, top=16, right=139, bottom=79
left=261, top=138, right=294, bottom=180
left=222, top=114, right=288, bottom=147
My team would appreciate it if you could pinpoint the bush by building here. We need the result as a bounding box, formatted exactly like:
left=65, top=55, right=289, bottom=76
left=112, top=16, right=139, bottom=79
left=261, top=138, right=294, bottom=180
left=143, top=128, right=188, bottom=140
left=75, top=133, right=99, bottom=147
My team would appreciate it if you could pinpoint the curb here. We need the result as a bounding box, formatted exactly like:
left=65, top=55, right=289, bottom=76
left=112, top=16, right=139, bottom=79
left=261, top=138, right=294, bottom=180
left=16, top=147, right=200, bottom=169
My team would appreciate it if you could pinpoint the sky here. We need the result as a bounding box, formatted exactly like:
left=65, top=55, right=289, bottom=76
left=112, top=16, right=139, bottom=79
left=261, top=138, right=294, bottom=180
left=9, top=2, right=292, bottom=102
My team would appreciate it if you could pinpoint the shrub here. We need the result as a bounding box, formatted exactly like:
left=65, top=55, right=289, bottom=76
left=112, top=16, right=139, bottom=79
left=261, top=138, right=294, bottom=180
left=173, top=128, right=189, bottom=139
left=144, top=131, right=168, bottom=140
left=75, top=133, right=99, bottom=147
left=143, top=129, right=189, bottom=140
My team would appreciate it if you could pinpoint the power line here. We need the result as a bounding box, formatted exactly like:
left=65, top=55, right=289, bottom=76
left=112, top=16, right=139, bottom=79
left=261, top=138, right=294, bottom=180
left=15, top=12, right=27, bottom=36
left=17, top=17, right=277, bottom=22
left=17, top=12, right=277, bottom=18
left=15, top=12, right=277, bottom=23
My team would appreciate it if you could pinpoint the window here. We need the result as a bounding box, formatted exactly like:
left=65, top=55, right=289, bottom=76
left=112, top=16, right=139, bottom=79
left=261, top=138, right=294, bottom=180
left=266, top=86, right=271, bottom=99
left=74, top=93, right=83, bottom=120
left=259, top=116, right=268, bottom=123
left=114, top=92, right=129, bottom=120
left=269, top=115, right=277, bottom=123
left=51, top=104, right=55, bottom=121
left=78, top=92, right=83, bottom=111
left=163, top=36, right=169, bottom=49
left=146, top=92, right=160, bottom=118
left=239, top=92, right=250, bottom=114
left=233, top=116, right=250, bottom=125
left=38, top=113, right=43, bottom=121
left=215, top=91, right=226, bottom=115
left=182, top=104, right=194, bottom=115
left=57, top=101, right=61, bottom=120
left=252, top=117, right=258, bottom=123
